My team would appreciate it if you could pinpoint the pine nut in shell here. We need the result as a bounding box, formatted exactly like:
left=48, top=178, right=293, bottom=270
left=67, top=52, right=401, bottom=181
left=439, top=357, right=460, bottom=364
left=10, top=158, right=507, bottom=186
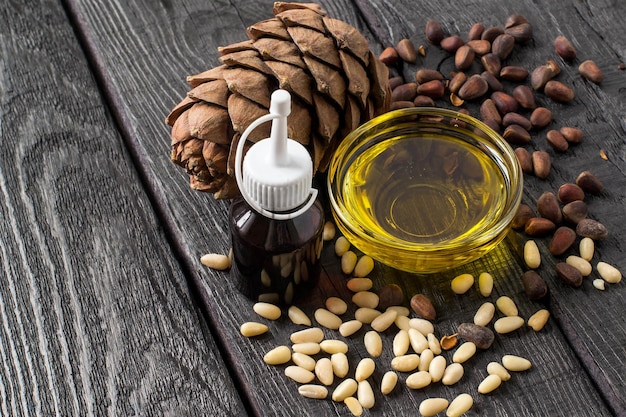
left=442, top=362, right=465, bottom=385
left=332, top=378, right=358, bottom=402
left=339, top=320, right=363, bottom=337
left=528, top=309, right=550, bottom=331
left=290, top=327, right=324, bottom=344
left=447, top=393, right=474, bottom=417
left=457, top=323, right=495, bottom=349
left=288, top=306, right=311, bottom=326
left=298, top=384, right=328, bottom=399
left=478, top=272, right=494, bottom=297
left=377, top=284, right=404, bottom=311
left=556, top=262, right=583, bottom=287
left=364, top=331, right=383, bottom=357
left=597, top=261, right=622, bottom=283
left=240, top=322, right=269, bottom=337
left=522, top=271, right=548, bottom=300
left=487, top=361, right=511, bottom=381
left=478, top=374, right=502, bottom=394
left=410, top=293, right=437, bottom=320
left=253, top=302, right=281, bottom=320
left=494, top=316, right=525, bottom=334
left=381, top=371, right=398, bottom=395
left=502, top=354, right=532, bottom=371
left=419, top=398, right=449, bottom=416
left=263, top=345, right=291, bottom=365
left=285, top=365, right=315, bottom=384
left=406, top=370, right=432, bottom=389
left=357, top=380, right=375, bottom=409
left=453, top=341, right=477, bottom=363
left=200, top=253, right=231, bottom=270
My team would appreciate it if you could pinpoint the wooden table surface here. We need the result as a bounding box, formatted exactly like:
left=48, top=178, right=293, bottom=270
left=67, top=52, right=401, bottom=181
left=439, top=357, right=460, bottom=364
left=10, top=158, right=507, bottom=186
left=1, top=0, right=624, bottom=416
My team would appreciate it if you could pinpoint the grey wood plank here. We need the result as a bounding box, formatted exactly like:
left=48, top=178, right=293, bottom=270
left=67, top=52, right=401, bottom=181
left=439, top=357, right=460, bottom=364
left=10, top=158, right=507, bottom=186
left=65, top=0, right=624, bottom=415
left=0, top=0, right=246, bottom=416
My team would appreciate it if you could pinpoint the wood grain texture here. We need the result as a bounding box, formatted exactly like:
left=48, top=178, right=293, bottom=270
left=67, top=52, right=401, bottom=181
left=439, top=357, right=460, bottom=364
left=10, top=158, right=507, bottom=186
left=51, top=0, right=626, bottom=416
left=0, top=0, right=245, bottom=416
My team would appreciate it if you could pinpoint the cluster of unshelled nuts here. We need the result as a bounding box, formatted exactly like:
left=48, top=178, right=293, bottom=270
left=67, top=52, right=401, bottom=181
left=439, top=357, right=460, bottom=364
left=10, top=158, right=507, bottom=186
left=379, top=14, right=605, bottom=181
left=511, top=169, right=622, bottom=293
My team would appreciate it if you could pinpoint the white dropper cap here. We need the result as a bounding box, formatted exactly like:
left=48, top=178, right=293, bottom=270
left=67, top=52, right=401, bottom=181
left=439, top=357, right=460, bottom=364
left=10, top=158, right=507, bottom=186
left=234, top=89, right=318, bottom=220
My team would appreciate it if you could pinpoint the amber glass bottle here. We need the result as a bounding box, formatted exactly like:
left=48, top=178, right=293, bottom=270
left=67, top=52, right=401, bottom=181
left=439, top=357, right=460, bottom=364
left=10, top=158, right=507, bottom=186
left=229, top=197, right=324, bottom=304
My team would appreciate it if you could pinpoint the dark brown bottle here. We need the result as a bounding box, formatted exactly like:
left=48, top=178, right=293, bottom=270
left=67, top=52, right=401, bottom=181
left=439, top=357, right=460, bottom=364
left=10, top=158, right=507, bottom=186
left=229, top=197, right=324, bottom=304
left=229, top=89, right=324, bottom=304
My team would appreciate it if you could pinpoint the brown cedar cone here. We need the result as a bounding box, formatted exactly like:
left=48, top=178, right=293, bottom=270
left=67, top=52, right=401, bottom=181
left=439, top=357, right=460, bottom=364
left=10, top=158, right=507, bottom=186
left=165, top=2, right=391, bottom=198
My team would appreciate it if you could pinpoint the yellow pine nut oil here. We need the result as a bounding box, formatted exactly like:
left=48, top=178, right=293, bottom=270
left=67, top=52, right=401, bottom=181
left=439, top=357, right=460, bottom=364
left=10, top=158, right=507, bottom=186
left=340, top=133, right=508, bottom=248
left=328, top=108, right=522, bottom=273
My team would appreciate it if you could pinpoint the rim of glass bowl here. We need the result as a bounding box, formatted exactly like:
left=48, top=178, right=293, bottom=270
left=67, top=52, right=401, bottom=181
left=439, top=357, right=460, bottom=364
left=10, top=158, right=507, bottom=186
left=327, top=107, right=523, bottom=254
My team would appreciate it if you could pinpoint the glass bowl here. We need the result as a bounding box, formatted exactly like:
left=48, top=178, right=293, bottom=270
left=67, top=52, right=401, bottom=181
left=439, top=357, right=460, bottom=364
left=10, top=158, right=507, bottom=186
left=327, top=107, right=523, bottom=274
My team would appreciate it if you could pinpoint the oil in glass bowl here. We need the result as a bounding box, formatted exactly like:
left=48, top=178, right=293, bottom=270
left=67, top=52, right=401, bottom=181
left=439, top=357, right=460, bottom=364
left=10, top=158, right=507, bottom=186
left=341, top=133, right=508, bottom=248
left=328, top=107, right=522, bottom=273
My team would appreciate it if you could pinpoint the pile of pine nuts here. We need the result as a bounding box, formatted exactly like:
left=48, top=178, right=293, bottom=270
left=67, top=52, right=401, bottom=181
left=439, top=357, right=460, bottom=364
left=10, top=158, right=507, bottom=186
left=233, top=220, right=553, bottom=417
left=203, top=211, right=622, bottom=415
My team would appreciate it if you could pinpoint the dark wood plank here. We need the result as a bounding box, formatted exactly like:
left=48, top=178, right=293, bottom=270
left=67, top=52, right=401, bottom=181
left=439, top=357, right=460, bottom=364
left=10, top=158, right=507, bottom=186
left=65, top=0, right=624, bottom=415
left=0, top=1, right=246, bottom=415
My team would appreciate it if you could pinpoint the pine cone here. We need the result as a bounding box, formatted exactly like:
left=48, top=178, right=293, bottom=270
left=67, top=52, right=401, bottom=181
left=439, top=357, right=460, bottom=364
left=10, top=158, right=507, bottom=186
left=165, top=2, right=391, bottom=198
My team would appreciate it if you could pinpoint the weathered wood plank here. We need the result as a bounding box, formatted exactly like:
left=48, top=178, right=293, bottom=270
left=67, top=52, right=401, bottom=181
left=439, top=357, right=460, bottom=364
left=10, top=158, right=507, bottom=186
left=0, top=0, right=245, bottom=415
left=65, top=0, right=624, bottom=415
